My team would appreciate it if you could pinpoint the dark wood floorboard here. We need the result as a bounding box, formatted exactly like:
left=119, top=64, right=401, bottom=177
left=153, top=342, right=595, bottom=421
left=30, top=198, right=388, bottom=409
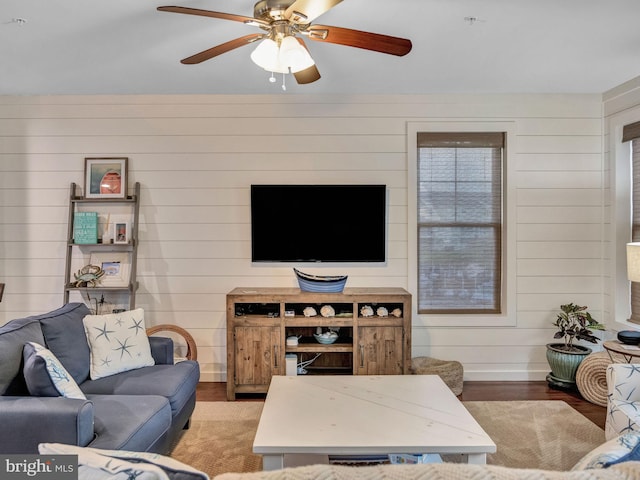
left=196, top=380, right=606, bottom=429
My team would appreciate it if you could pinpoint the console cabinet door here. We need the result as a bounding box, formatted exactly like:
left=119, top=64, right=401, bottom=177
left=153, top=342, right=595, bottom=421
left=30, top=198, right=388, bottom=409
left=357, top=326, right=404, bottom=375
left=234, top=326, right=282, bottom=387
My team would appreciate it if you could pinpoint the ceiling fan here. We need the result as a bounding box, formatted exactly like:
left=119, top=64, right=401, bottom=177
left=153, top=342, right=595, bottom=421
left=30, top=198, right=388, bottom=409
left=158, top=0, right=412, bottom=85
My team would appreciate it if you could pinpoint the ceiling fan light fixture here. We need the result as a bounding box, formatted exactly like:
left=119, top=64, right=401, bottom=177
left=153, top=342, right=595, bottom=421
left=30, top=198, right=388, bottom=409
left=250, top=38, right=288, bottom=73
left=279, top=35, right=315, bottom=73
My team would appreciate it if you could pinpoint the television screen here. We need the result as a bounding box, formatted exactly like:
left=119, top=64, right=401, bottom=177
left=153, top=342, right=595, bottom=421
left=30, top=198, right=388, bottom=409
left=251, top=184, right=386, bottom=263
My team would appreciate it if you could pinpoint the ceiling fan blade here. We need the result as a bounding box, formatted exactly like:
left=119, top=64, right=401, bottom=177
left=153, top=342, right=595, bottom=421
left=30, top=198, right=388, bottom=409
left=294, top=64, right=321, bottom=84
left=285, top=0, right=343, bottom=23
left=158, top=6, right=257, bottom=24
left=308, top=25, right=412, bottom=56
left=181, top=33, right=265, bottom=64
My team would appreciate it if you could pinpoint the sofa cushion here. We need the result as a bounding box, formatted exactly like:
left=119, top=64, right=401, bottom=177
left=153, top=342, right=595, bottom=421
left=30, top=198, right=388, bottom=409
left=23, top=342, right=86, bottom=400
left=80, top=361, right=200, bottom=418
left=572, top=432, right=640, bottom=470
left=87, top=394, right=172, bottom=453
left=0, top=317, right=45, bottom=395
left=38, top=303, right=92, bottom=385
left=83, top=309, right=155, bottom=380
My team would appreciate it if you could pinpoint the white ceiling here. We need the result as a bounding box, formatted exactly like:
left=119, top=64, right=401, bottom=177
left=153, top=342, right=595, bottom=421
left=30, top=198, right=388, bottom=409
left=2, top=0, right=640, bottom=96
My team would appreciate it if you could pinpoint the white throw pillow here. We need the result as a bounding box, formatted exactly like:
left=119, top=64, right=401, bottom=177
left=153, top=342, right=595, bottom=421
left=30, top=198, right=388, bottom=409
left=39, top=443, right=209, bottom=480
left=83, top=309, right=154, bottom=380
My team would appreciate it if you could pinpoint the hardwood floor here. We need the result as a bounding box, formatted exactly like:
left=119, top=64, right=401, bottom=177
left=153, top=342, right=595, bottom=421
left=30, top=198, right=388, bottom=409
left=196, top=380, right=607, bottom=429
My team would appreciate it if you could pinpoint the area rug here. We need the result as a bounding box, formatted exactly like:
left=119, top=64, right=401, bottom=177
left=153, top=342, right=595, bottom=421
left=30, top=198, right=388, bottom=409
left=169, top=400, right=604, bottom=478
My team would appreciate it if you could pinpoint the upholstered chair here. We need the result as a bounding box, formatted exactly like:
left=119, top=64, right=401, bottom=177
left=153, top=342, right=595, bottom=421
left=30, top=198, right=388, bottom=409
left=606, top=363, right=640, bottom=440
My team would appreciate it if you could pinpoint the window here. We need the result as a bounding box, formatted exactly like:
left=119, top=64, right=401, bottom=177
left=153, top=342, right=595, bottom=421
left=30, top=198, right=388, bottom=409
left=624, top=121, right=640, bottom=325
left=416, top=132, right=504, bottom=314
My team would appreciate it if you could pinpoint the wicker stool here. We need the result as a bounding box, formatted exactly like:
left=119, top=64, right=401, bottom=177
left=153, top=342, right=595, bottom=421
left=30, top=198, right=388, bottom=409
left=146, top=324, right=198, bottom=362
left=575, top=351, right=611, bottom=407
left=410, top=356, right=464, bottom=395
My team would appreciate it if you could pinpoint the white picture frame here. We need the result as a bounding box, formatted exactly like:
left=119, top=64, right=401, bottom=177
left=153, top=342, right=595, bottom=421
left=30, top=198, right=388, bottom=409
left=114, top=221, right=130, bottom=244
left=90, top=252, right=130, bottom=287
left=84, top=157, right=128, bottom=199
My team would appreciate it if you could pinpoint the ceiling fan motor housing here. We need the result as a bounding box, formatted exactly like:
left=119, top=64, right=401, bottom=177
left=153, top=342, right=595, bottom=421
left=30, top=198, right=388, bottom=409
left=253, top=0, right=297, bottom=22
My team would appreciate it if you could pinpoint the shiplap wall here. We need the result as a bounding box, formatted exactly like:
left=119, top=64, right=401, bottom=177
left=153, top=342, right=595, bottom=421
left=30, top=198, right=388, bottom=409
left=0, top=93, right=604, bottom=381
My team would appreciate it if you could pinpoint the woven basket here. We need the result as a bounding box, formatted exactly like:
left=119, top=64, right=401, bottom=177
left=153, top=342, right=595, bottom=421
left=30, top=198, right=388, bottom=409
left=575, top=351, right=611, bottom=407
left=410, top=356, right=464, bottom=396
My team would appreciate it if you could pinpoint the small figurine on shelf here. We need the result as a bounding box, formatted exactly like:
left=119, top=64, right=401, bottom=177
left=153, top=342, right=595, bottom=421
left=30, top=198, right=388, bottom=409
left=73, top=264, right=105, bottom=287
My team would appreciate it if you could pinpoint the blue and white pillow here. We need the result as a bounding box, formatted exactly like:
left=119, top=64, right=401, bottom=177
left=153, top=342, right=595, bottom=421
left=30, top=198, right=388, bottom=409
left=23, top=342, right=86, bottom=400
left=83, top=308, right=155, bottom=380
left=39, top=443, right=209, bottom=480
left=572, top=432, right=640, bottom=470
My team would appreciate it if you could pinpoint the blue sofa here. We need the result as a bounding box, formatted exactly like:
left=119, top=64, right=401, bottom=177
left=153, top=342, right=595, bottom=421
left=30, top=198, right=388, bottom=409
left=0, top=303, right=200, bottom=454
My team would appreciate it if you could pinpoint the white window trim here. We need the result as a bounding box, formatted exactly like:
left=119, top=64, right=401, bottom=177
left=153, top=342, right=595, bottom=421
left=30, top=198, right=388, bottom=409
left=609, top=108, right=640, bottom=329
left=407, top=121, right=517, bottom=327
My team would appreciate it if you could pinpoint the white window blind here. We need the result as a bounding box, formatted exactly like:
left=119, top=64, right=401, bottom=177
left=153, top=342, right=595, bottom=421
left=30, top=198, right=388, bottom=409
left=417, top=132, right=504, bottom=314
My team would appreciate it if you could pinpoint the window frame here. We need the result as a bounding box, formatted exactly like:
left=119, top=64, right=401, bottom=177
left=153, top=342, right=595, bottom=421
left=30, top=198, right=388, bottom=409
left=610, top=109, right=640, bottom=328
left=407, top=121, right=516, bottom=327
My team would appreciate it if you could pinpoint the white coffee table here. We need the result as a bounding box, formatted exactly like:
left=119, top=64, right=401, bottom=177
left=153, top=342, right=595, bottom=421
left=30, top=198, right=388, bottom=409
left=253, top=375, right=496, bottom=470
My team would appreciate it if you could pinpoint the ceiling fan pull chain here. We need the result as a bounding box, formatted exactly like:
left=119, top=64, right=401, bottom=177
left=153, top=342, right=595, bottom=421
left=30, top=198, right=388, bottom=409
left=282, top=73, right=287, bottom=91
left=269, top=72, right=276, bottom=83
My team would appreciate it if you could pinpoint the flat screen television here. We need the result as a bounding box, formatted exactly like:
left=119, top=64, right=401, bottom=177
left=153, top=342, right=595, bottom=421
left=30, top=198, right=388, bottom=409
left=251, top=184, right=386, bottom=263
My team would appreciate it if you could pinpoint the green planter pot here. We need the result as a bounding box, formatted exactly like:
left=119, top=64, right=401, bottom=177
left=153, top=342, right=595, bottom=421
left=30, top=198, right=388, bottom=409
left=546, top=343, right=592, bottom=389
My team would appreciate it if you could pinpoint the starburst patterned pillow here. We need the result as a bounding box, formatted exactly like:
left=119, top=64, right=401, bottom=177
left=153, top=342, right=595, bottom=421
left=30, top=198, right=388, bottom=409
left=83, top=308, right=155, bottom=380
left=23, top=342, right=87, bottom=399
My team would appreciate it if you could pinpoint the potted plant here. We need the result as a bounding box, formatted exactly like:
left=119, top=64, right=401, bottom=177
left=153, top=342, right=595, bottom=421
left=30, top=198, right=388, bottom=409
left=546, top=303, right=605, bottom=389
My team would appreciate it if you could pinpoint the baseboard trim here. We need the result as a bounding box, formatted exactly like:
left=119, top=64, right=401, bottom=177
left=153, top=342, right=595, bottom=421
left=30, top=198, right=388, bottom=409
left=197, top=370, right=549, bottom=382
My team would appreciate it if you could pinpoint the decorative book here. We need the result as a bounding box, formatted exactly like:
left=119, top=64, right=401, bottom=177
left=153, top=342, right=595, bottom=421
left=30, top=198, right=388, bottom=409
left=74, top=212, right=98, bottom=244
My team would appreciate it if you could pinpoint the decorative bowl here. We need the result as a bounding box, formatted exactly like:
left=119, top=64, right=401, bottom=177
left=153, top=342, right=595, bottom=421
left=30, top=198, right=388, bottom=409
left=618, top=330, right=640, bottom=345
left=294, top=268, right=348, bottom=293
left=314, top=332, right=338, bottom=344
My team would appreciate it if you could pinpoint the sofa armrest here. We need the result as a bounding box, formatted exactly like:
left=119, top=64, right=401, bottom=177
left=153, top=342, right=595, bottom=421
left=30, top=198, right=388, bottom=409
left=149, top=336, right=174, bottom=365
left=0, top=396, right=94, bottom=453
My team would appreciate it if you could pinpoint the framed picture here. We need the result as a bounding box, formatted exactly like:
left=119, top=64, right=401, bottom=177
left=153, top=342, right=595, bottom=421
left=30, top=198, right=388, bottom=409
left=85, top=157, right=128, bottom=199
left=90, top=252, right=130, bottom=287
left=114, top=221, right=130, bottom=244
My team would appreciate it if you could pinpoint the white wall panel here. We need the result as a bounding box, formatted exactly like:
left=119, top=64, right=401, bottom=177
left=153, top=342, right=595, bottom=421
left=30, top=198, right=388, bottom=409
left=515, top=171, right=602, bottom=189
left=517, top=189, right=601, bottom=206
left=0, top=92, right=604, bottom=382
left=516, top=153, right=602, bottom=171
